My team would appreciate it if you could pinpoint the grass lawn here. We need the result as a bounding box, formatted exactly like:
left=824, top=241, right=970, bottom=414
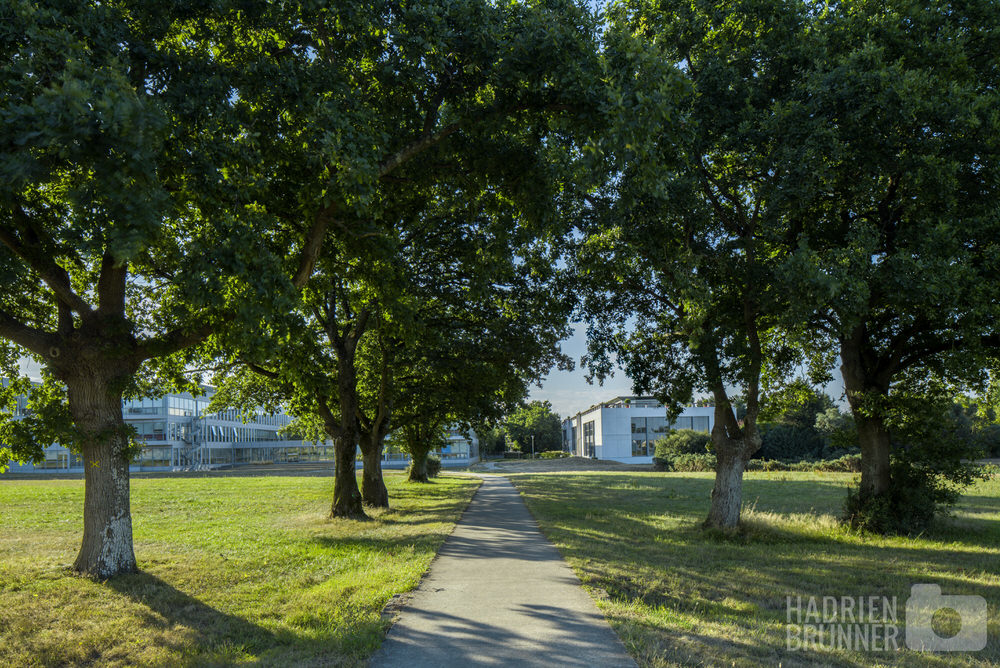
left=509, top=471, right=1000, bottom=667
left=0, top=471, right=480, bottom=667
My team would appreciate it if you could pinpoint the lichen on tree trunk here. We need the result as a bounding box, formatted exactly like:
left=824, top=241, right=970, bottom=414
left=704, top=449, right=747, bottom=529
left=63, top=367, right=138, bottom=578
left=703, top=384, right=760, bottom=530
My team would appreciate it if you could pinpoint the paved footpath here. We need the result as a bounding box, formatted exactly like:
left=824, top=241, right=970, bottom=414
left=370, top=475, right=637, bottom=667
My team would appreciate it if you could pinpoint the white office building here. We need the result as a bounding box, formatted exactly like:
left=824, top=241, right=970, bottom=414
left=561, top=396, right=715, bottom=463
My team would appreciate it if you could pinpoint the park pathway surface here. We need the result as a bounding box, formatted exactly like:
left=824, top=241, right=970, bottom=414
left=370, top=475, right=637, bottom=667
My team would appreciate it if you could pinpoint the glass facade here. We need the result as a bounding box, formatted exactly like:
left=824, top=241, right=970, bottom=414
left=583, top=421, right=596, bottom=458
left=125, top=398, right=163, bottom=415
left=672, top=416, right=710, bottom=432
left=631, top=417, right=669, bottom=456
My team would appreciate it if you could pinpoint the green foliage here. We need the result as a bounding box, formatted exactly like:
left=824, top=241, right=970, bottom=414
left=844, top=386, right=993, bottom=534
left=539, top=450, right=569, bottom=459
left=652, top=429, right=712, bottom=470
left=477, top=426, right=507, bottom=457
left=757, top=423, right=826, bottom=461
left=759, top=382, right=835, bottom=432
left=661, top=453, right=717, bottom=473
left=425, top=456, right=442, bottom=479
left=578, top=0, right=816, bottom=484
left=745, top=455, right=862, bottom=473
left=813, top=407, right=860, bottom=455
left=505, top=401, right=562, bottom=455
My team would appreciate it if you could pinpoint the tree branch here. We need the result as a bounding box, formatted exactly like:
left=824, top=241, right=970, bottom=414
left=134, top=323, right=213, bottom=362
left=0, top=308, right=58, bottom=357
left=0, top=218, right=93, bottom=316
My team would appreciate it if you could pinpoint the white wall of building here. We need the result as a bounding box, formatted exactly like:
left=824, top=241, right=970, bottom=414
left=562, top=397, right=716, bottom=464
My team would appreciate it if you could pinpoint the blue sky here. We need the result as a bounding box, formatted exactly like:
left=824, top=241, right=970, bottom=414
left=529, top=325, right=849, bottom=420
left=527, top=323, right=634, bottom=419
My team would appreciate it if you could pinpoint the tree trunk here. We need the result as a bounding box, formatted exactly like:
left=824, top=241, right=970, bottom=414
left=361, top=437, right=389, bottom=508
left=704, top=390, right=760, bottom=530
left=408, top=442, right=431, bottom=483
left=705, top=449, right=746, bottom=529
left=330, top=435, right=366, bottom=519
left=840, top=334, right=892, bottom=500
left=855, top=414, right=892, bottom=497
left=64, top=370, right=138, bottom=578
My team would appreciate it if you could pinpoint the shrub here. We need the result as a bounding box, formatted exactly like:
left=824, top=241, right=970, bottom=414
left=668, top=453, right=717, bottom=472
left=744, top=454, right=861, bottom=473
left=653, top=430, right=712, bottom=470
left=426, top=455, right=442, bottom=478
left=539, top=450, right=568, bottom=459
left=818, top=454, right=862, bottom=472
left=758, top=423, right=825, bottom=461
left=843, top=433, right=988, bottom=535
left=745, top=459, right=790, bottom=472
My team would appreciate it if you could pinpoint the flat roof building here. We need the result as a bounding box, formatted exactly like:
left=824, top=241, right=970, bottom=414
left=3, top=385, right=479, bottom=473
left=561, top=396, right=715, bottom=463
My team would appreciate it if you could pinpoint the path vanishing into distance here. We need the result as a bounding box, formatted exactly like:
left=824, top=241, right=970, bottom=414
left=371, top=475, right=637, bottom=667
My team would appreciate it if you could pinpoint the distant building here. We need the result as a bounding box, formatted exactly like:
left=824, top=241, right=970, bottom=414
left=561, top=396, right=715, bottom=463
left=3, top=384, right=479, bottom=472
left=5, top=387, right=306, bottom=472
left=383, top=426, right=480, bottom=468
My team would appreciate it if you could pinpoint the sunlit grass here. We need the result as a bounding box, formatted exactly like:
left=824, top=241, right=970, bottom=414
left=510, top=471, right=1000, bottom=667
left=0, top=471, right=480, bottom=667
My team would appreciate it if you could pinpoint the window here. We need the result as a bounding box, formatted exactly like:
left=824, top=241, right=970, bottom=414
left=631, top=417, right=647, bottom=456
left=644, top=417, right=668, bottom=456
left=583, top=421, right=596, bottom=458
left=673, top=417, right=693, bottom=430
left=692, top=416, right=710, bottom=432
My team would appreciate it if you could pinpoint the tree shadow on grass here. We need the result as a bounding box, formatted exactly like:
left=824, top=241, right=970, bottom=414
left=105, top=571, right=280, bottom=658
left=515, top=474, right=1000, bottom=667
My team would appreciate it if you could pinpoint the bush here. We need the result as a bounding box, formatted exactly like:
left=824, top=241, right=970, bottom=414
left=426, top=455, right=442, bottom=478
left=843, top=421, right=989, bottom=535
left=666, top=453, right=717, bottom=472
left=653, top=430, right=712, bottom=470
left=758, top=423, right=825, bottom=461
left=744, top=454, right=862, bottom=473
left=539, top=450, right=568, bottom=459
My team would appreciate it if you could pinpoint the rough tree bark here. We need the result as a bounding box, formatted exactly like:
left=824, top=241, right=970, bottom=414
left=840, top=331, right=893, bottom=499
left=407, top=440, right=432, bottom=483
left=358, top=361, right=391, bottom=508
left=704, top=387, right=761, bottom=529
left=48, top=313, right=142, bottom=578
left=322, top=308, right=371, bottom=520
left=702, top=288, right=763, bottom=530
left=329, top=433, right=365, bottom=519
left=360, top=436, right=389, bottom=507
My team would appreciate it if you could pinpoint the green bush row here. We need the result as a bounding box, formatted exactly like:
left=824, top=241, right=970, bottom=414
left=744, top=454, right=862, bottom=472
left=654, top=453, right=864, bottom=473
left=539, top=450, right=569, bottom=459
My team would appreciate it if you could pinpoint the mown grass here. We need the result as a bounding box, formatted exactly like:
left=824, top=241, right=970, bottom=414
left=0, top=471, right=479, bottom=667
left=509, top=471, right=1000, bottom=667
